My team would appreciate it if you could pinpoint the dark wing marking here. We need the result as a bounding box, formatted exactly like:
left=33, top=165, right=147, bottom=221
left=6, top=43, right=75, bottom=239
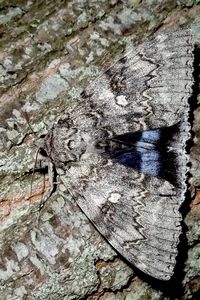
left=107, top=121, right=183, bottom=188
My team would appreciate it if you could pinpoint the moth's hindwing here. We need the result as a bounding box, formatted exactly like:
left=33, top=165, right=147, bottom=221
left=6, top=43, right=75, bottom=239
left=42, top=29, right=194, bottom=280
left=108, top=121, right=185, bottom=189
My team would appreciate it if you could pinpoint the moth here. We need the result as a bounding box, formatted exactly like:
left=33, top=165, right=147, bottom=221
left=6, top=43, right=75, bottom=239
left=40, top=29, right=194, bottom=280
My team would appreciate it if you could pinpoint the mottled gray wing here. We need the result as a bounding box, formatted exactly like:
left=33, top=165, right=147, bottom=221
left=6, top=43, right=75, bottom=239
left=43, top=29, right=193, bottom=280
left=84, top=28, right=193, bottom=131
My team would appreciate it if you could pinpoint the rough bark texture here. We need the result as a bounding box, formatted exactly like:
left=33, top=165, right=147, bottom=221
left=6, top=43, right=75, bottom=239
left=0, top=1, right=200, bottom=299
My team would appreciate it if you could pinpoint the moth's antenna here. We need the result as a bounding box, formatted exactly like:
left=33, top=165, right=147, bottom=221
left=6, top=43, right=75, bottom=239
left=22, top=111, right=50, bottom=213
left=21, top=109, right=39, bottom=199
left=30, top=147, right=40, bottom=198
left=21, top=110, right=56, bottom=228
left=21, top=110, right=36, bottom=135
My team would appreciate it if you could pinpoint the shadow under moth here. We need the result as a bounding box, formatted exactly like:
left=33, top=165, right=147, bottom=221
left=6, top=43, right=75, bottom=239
left=40, top=28, right=194, bottom=281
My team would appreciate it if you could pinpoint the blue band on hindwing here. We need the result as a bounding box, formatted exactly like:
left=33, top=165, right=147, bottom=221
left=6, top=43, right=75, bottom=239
left=108, top=122, right=181, bottom=187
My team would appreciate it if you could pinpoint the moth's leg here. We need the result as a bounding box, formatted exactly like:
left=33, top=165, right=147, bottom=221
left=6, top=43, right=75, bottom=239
left=39, top=161, right=56, bottom=209
left=33, top=161, right=57, bottom=226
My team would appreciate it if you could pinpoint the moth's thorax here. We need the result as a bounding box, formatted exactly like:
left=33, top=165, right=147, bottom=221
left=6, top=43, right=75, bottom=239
left=42, top=120, right=110, bottom=168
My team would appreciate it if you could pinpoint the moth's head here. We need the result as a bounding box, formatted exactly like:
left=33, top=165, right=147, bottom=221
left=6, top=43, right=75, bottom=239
left=38, top=117, right=111, bottom=169
left=38, top=119, right=87, bottom=169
